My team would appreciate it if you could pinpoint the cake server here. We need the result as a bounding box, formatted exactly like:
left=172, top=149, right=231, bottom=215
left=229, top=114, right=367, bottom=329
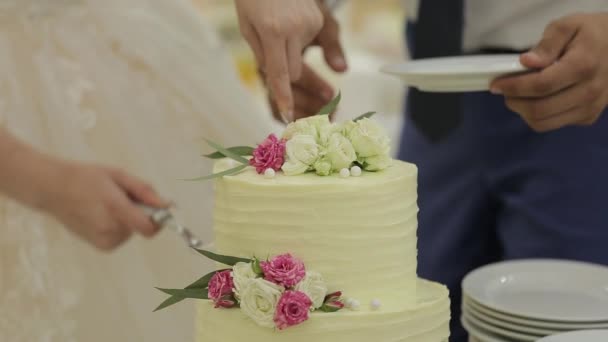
left=139, top=204, right=203, bottom=249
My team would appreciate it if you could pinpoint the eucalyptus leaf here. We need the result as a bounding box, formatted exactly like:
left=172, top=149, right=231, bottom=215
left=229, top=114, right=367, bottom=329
left=204, top=139, right=249, bottom=164
left=353, top=111, right=376, bottom=122
left=186, top=270, right=224, bottom=289
left=204, top=146, right=254, bottom=159
left=194, top=248, right=252, bottom=266
left=156, top=287, right=209, bottom=299
left=317, top=91, right=341, bottom=116
left=153, top=295, right=187, bottom=312
left=153, top=269, right=229, bottom=312
left=182, top=164, right=248, bottom=181
left=319, top=303, right=343, bottom=313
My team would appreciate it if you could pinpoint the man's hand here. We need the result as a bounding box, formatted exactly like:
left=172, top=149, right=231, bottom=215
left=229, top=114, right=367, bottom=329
left=264, top=63, right=335, bottom=122
left=235, top=0, right=323, bottom=122
left=491, top=13, right=608, bottom=132
left=236, top=0, right=346, bottom=122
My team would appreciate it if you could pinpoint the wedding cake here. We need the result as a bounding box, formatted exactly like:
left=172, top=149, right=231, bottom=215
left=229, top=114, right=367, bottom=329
left=154, top=96, right=450, bottom=342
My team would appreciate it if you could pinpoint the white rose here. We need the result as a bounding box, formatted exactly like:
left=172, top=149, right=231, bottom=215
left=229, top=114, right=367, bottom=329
left=239, top=278, right=284, bottom=328
left=347, top=118, right=391, bottom=158
left=315, top=117, right=334, bottom=146
left=337, top=120, right=356, bottom=136
left=232, top=262, right=258, bottom=299
left=294, top=271, right=328, bottom=310
left=282, top=115, right=332, bottom=145
left=363, top=154, right=393, bottom=171
left=282, top=135, right=320, bottom=175
left=325, top=133, right=357, bottom=171
left=282, top=120, right=316, bottom=141
left=282, top=160, right=310, bottom=176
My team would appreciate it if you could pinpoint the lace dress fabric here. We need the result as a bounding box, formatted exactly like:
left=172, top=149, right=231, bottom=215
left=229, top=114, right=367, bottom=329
left=0, top=1, right=278, bottom=341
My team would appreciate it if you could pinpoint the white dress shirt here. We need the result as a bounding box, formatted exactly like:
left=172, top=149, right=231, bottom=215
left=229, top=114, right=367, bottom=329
left=404, top=0, right=608, bottom=52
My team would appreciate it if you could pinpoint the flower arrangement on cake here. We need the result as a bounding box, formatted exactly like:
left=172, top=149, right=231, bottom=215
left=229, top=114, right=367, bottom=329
left=155, top=249, right=344, bottom=330
left=194, top=93, right=392, bottom=181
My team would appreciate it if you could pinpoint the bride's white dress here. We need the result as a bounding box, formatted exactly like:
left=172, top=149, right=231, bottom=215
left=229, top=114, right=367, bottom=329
left=0, top=1, right=277, bottom=341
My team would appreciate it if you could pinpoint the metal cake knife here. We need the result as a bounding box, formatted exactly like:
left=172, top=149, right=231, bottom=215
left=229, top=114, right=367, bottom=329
left=139, top=204, right=203, bottom=249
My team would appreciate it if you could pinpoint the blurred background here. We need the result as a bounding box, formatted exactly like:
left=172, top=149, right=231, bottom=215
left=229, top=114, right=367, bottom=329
left=193, top=0, right=409, bottom=155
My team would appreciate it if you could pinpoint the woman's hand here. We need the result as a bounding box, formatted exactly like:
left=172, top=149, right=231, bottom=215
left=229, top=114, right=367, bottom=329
left=0, top=128, right=166, bottom=251
left=491, top=13, right=608, bottom=132
left=40, top=161, right=168, bottom=251
left=236, top=0, right=345, bottom=122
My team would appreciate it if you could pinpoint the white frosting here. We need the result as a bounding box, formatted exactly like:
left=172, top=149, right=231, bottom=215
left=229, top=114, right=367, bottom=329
left=197, top=279, right=450, bottom=342
left=212, top=159, right=419, bottom=309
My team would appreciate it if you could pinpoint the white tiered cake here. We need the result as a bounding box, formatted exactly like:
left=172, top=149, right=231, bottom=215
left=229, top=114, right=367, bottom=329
left=154, top=99, right=450, bottom=341
left=195, top=159, right=450, bottom=341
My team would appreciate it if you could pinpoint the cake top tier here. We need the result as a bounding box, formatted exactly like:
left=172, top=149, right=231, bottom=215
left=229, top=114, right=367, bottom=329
left=212, top=155, right=420, bottom=314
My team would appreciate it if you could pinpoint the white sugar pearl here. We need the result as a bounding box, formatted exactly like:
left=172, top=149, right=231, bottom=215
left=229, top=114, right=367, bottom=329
left=350, top=165, right=362, bottom=177
left=264, top=168, right=276, bottom=179
left=347, top=299, right=361, bottom=311
left=370, top=299, right=382, bottom=310
left=339, top=168, right=350, bottom=178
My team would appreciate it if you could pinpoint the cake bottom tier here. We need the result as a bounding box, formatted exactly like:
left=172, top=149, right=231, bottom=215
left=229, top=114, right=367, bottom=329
left=196, top=278, right=450, bottom=342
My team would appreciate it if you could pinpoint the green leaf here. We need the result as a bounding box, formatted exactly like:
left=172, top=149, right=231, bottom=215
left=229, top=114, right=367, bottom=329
left=252, top=257, right=263, bottom=276
left=204, top=139, right=249, bottom=164
left=204, top=146, right=255, bottom=159
left=317, top=91, right=341, bottom=116
left=153, top=295, right=187, bottom=312
left=182, top=164, right=248, bottom=181
left=353, top=111, right=376, bottom=122
left=156, top=288, right=209, bottom=299
left=153, top=270, right=228, bottom=312
left=319, top=303, right=343, bottom=313
left=153, top=287, right=209, bottom=312
left=194, top=248, right=252, bottom=266
left=186, top=270, right=223, bottom=289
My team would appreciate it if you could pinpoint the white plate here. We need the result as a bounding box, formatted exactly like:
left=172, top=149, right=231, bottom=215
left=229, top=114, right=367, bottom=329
left=461, top=316, right=516, bottom=342
left=464, top=296, right=608, bottom=330
left=380, top=55, right=530, bottom=92
left=463, top=300, right=559, bottom=336
left=463, top=311, right=541, bottom=342
left=538, top=330, right=608, bottom=342
left=462, top=259, right=608, bottom=322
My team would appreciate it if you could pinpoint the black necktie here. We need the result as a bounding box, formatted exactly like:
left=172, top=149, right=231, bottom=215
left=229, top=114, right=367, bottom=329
left=408, top=0, right=465, bottom=142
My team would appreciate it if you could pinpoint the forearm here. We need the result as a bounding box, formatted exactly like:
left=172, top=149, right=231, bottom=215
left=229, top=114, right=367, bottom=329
left=0, top=127, right=61, bottom=209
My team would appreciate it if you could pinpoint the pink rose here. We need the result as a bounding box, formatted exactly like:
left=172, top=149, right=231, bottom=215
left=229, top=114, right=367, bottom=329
left=320, top=291, right=344, bottom=312
left=261, top=254, right=306, bottom=288
left=249, top=134, right=286, bottom=174
left=208, top=270, right=234, bottom=307
left=214, top=295, right=237, bottom=309
left=274, top=291, right=313, bottom=330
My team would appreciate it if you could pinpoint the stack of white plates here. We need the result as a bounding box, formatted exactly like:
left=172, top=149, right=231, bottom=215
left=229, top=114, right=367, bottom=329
left=538, top=330, right=608, bottom=342
left=461, top=259, right=608, bottom=342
